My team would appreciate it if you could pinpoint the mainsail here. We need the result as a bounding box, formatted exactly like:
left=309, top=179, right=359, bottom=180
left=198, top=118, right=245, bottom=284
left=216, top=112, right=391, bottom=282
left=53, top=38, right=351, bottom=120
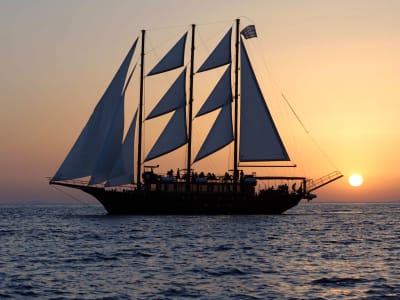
left=52, top=39, right=138, bottom=181
left=239, top=38, right=289, bottom=162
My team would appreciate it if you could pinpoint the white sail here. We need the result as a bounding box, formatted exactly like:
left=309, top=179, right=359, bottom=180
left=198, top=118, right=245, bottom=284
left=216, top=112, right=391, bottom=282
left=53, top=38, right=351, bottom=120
left=197, top=28, right=232, bottom=72
left=145, top=107, right=187, bottom=161
left=52, top=39, right=138, bottom=181
left=105, top=110, right=138, bottom=187
left=194, top=103, right=233, bottom=162
left=239, top=40, right=290, bottom=161
left=196, top=65, right=232, bottom=117
left=147, top=68, right=187, bottom=119
left=148, top=32, right=187, bottom=76
left=89, top=97, right=125, bottom=185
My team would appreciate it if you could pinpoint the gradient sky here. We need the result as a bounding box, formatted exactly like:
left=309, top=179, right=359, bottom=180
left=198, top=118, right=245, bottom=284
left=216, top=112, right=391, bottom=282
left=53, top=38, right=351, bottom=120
left=1, top=0, right=399, bottom=203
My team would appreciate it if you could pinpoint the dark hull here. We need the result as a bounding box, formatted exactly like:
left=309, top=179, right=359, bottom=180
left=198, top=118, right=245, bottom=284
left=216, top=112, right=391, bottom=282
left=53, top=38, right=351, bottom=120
left=75, top=185, right=303, bottom=215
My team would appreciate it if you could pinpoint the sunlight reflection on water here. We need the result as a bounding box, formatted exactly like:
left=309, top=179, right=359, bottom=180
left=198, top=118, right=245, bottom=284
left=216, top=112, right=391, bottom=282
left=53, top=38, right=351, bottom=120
left=0, top=202, right=399, bottom=299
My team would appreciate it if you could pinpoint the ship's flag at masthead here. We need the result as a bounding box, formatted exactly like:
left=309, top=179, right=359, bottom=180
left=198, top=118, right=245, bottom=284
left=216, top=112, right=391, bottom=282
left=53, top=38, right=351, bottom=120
left=241, top=25, right=257, bottom=39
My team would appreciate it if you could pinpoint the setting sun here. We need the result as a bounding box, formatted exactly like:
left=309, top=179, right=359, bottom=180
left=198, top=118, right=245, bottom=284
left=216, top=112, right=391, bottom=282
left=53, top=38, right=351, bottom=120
left=349, top=174, right=363, bottom=187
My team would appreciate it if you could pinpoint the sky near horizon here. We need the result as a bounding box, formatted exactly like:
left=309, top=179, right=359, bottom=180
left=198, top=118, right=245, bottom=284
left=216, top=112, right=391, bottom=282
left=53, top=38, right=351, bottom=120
left=1, top=0, right=399, bottom=204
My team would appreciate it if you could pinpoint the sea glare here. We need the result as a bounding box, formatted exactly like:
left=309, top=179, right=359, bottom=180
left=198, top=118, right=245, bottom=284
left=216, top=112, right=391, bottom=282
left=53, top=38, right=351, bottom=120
left=0, top=202, right=399, bottom=299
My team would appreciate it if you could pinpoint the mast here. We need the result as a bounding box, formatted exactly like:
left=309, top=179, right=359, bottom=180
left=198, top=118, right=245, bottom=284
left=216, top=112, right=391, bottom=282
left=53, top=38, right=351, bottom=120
left=186, top=24, right=195, bottom=188
left=233, top=18, right=240, bottom=187
left=137, top=30, right=145, bottom=190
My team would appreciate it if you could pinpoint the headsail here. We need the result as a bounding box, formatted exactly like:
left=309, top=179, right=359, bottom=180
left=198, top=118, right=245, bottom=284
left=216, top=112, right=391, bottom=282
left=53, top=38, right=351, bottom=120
left=194, top=103, right=233, bottom=162
left=197, top=28, right=232, bottom=72
left=105, top=110, right=138, bottom=187
left=88, top=95, right=125, bottom=185
left=196, top=65, right=232, bottom=117
left=239, top=39, right=290, bottom=162
left=145, top=107, right=187, bottom=161
left=52, top=39, right=138, bottom=181
left=90, top=65, right=137, bottom=185
left=148, top=32, right=188, bottom=76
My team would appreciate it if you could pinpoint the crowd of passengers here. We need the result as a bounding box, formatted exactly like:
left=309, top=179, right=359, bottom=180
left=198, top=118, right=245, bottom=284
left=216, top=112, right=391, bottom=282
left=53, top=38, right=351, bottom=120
left=263, top=183, right=304, bottom=195
left=144, top=168, right=305, bottom=194
left=160, top=169, right=252, bottom=183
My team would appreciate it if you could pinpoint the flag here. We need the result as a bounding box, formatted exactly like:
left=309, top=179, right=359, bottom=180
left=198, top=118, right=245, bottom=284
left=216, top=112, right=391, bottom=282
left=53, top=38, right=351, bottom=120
left=241, top=25, right=257, bottom=39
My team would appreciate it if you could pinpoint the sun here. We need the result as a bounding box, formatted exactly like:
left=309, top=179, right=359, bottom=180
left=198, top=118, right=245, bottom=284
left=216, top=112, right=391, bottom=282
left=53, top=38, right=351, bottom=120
left=349, top=174, right=363, bottom=187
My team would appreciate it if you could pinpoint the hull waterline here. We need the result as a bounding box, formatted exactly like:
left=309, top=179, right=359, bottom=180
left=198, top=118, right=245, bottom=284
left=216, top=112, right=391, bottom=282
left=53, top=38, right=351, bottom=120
left=53, top=182, right=303, bottom=215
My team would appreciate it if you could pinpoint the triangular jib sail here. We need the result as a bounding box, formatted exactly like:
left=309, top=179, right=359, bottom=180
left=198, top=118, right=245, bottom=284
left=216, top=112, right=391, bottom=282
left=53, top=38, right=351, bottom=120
left=88, top=95, right=125, bottom=185
left=52, top=39, right=138, bottom=182
left=105, top=110, right=138, bottom=187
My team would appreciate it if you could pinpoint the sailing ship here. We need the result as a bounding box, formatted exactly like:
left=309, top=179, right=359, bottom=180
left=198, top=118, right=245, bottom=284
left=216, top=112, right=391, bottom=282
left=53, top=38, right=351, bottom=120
left=50, top=19, right=342, bottom=214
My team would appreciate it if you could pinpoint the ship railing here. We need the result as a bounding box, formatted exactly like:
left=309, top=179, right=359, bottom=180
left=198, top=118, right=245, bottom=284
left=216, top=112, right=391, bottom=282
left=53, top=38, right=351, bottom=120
left=306, top=171, right=343, bottom=192
left=255, top=176, right=307, bottom=194
left=49, top=178, right=137, bottom=191
left=49, top=178, right=90, bottom=187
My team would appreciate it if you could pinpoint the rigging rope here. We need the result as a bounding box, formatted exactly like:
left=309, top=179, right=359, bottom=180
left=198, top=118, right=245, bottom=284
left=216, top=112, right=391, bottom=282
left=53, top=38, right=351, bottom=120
left=281, top=92, right=340, bottom=171
left=281, top=93, right=309, bottom=134
left=252, top=40, right=340, bottom=172
left=51, top=185, right=92, bottom=205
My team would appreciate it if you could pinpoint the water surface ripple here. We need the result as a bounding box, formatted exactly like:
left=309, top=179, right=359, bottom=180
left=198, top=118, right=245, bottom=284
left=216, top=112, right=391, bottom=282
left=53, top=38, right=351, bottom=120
left=0, top=203, right=399, bottom=299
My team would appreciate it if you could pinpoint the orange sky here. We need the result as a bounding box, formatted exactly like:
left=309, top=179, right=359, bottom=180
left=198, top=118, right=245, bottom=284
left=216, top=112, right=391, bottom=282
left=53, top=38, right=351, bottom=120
left=1, top=0, right=399, bottom=203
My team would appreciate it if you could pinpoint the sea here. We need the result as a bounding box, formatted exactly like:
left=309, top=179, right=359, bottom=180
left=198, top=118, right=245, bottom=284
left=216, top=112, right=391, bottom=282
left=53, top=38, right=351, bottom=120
left=0, top=202, right=399, bottom=300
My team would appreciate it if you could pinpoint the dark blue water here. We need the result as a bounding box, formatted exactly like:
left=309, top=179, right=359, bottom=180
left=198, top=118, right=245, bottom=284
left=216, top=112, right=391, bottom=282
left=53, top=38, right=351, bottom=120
left=0, top=202, right=399, bottom=299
